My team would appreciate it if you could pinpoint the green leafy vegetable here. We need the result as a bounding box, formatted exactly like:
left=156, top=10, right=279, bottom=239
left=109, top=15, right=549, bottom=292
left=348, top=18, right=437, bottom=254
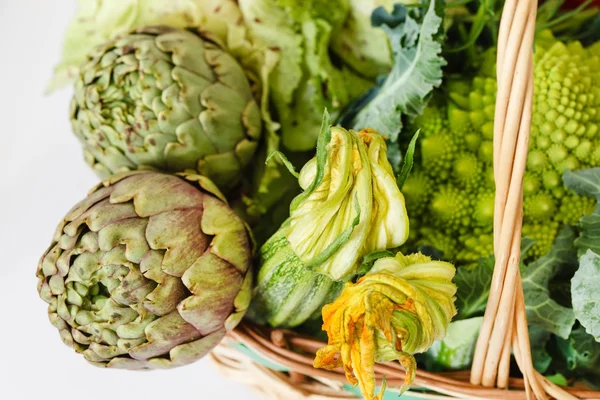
left=529, top=325, right=553, bottom=374
left=564, top=168, right=600, bottom=256
left=453, top=255, right=494, bottom=320
left=48, top=0, right=266, bottom=92
left=556, top=327, right=600, bottom=387
left=329, top=0, right=395, bottom=78
left=425, top=317, right=483, bottom=370
left=453, top=239, right=533, bottom=320
left=571, top=251, right=600, bottom=342
left=563, top=168, right=600, bottom=341
left=347, top=0, right=446, bottom=145
left=239, top=0, right=374, bottom=152
left=522, top=227, right=578, bottom=339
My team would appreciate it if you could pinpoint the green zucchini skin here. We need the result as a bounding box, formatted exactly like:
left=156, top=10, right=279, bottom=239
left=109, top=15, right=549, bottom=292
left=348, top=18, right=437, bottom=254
left=249, top=231, right=345, bottom=328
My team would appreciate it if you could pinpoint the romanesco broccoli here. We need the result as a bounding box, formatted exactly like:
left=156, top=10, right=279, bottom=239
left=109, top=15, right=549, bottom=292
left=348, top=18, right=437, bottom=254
left=403, top=32, right=599, bottom=264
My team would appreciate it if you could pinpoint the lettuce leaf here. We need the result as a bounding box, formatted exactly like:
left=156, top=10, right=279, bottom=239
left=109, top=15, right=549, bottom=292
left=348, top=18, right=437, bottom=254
left=48, top=0, right=264, bottom=92
left=239, top=0, right=374, bottom=152
left=329, top=0, right=396, bottom=79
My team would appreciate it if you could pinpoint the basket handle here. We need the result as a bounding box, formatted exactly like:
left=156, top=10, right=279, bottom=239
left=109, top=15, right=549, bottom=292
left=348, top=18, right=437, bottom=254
left=469, top=1, right=577, bottom=399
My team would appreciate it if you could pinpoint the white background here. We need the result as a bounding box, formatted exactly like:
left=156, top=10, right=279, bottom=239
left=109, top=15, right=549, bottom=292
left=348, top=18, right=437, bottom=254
left=0, top=1, right=259, bottom=399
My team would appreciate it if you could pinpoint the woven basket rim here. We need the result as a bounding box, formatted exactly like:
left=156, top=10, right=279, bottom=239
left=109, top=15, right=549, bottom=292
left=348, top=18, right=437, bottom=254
left=213, top=321, right=600, bottom=399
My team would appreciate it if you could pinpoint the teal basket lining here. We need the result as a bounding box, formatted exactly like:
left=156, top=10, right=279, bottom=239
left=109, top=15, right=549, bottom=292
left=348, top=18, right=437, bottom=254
left=229, top=341, right=433, bottom=400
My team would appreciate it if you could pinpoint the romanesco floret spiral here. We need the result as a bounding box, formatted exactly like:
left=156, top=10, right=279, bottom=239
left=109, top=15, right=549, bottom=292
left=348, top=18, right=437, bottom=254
left=472, top=190, right=495, bottom=227
left=522, top=221, right=561, bottom=260
left=457, top=233, right=494, bottom=265
left=403, top=32, right=600, bottom=265
left=558, top=194, right=596, bottom=225
left=416, top=227, right=458, bottom=260
left=430, top=184, right=472, bottom=230
left=420, top=131, right=459, bottom=182
left=415, top=103, right=445, bottom=136
left=402, top=171, right=433, bottom=217
left=453, top=153, right=482, bottom=187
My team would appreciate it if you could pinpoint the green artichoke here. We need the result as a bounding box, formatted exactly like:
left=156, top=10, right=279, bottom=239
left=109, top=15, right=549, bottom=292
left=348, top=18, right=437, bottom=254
left=36, top=171, right=254, bottom=369
left=70, top=26, right=262, bottom=190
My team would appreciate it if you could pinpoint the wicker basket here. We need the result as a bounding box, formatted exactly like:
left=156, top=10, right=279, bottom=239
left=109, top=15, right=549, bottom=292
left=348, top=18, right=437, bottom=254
left=211, top=1, right=600, bottom=399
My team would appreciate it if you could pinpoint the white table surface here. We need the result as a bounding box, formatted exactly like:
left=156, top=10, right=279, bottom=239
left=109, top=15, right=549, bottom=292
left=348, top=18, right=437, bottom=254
left=0, top=1, right=260, bottom=399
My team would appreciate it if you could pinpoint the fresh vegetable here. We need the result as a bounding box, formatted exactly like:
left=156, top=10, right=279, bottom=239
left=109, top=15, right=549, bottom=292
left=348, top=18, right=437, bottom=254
left=314, top=252, right=457, bottom=400
left=339, top=0, right=446, bottom=167
left=564, top=168, right=600, bottom=342
left=556, top=326, right=600, bottom=389
left=47, top=0, right=266, bottom=92
left=402, top=31, right=600, bottom=265
left=38, top=0, right=600, bottom=394
left=241, top=0, right=446, bottom=241
left=572, top=250, right=600, bottom=341
left=522, top=226, right=578, bottom=339
left=70, top=26, right=262, bottom=191
left=238, top=0, right=376, bottom=152
left=434, top=168, right=600, bottom=379
left=249, top=111, right=410, bottom=328
left=424, top=317, right=484, bottom=371
left=346, top=0, right=445, bottom=138
left=329, top=0, right=395, bottom=79
left=36, top=171, right=253, bottom=369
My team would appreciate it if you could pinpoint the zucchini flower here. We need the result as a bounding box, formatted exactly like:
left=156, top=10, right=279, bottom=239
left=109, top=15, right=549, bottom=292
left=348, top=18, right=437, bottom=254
left=314, top=252, right=457, bottom=400
left=251, top=112, right=409, bottom=328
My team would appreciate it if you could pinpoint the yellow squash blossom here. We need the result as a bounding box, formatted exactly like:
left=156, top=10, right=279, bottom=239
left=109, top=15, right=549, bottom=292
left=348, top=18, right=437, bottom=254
left=250, top=112, right=410, bottom=328
left=314, top=252, right=457, bottom=400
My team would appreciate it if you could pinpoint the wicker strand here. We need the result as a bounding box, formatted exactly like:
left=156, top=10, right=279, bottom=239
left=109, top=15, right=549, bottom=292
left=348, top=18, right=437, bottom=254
left=212, top=322, right=600, bottom=399
left=470, top=3, right=580, bottom=397
left=471, top=0, right=537, bottom=389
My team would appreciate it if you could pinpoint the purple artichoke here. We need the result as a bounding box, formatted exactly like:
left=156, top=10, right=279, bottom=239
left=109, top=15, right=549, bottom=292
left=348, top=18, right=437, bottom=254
left=36, top=171, right=253, bottom=369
